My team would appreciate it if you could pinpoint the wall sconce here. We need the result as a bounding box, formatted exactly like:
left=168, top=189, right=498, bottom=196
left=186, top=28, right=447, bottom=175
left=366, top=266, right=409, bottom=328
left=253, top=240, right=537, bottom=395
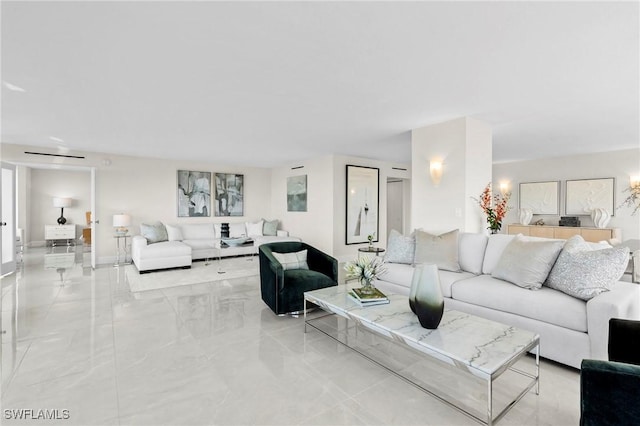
left=631, top=175, right=640, bottom=189
left=429, top=160, right=443, bottom=186
left=113, top=214, right=131, bottom=235
left=53, top=197, right=73, bottom=224
left=499, top=181, right=510, bottom=195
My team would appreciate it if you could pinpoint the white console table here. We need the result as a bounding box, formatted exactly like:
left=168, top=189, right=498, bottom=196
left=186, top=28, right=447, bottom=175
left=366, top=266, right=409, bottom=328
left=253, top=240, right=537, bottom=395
left=45, top=225, right=76, bottom=246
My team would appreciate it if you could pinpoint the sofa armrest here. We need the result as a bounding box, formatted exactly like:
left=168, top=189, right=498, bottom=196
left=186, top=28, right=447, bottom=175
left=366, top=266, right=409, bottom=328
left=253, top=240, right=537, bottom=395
left=131, top=236, right=148, bottom=262
left=276, top=230, right=289, bottom=237
left=587, top=282, right=640, bottom=360
left=580, top=359, right=640, bottom=425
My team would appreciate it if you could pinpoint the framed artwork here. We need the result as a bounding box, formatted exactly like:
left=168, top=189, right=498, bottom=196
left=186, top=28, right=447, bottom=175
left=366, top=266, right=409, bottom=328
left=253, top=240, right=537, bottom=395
left=346, top=165, right=379, bottom=245
left=565, top=178, right=615, bottom=216
left=287, top=175, right=307, bottom=212
left=519, top=181, right=560, bottom=215
left=177, top=170, right=211, bottom=217
left=215, top=173, right=244, bottom=216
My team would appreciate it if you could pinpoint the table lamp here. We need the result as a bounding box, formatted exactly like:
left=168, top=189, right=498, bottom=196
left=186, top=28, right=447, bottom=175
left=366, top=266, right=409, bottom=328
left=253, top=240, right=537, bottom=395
left=53, top=197, right=72, bottom=224
left=113, top=214, right=131, bottom=235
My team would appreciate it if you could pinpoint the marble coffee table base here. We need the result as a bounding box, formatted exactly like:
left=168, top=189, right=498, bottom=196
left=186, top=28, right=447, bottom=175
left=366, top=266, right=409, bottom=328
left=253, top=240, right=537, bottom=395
left=304, top=286, right=540, bottom=426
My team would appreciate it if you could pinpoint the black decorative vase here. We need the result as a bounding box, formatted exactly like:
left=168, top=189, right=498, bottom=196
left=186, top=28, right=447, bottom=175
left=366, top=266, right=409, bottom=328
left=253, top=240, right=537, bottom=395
left=221, top=223, right=230, bottom=238
left=409, top=263, right=444, bottom=329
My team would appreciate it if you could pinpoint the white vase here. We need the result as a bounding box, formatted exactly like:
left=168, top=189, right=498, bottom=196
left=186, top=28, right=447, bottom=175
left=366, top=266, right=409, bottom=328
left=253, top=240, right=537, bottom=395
left=519, top=208, right=533, bottom=225
left=591, top=208, right=611, bottom=229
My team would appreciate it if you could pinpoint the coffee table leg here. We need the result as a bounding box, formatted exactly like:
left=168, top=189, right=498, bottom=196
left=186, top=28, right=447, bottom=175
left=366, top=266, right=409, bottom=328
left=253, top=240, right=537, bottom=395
left=487, top=379, right=493, bottom=426
left=217, top=246, right=225, bottom=274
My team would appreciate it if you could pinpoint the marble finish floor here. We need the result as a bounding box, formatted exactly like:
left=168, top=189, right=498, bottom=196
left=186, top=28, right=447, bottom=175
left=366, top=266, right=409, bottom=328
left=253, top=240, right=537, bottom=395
left=1, top=247, right=581, bottom=425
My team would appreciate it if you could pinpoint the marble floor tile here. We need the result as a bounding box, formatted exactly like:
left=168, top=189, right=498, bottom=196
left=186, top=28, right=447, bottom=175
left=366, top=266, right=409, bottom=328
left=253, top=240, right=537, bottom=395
left=0, top=246, right=582, bottom=425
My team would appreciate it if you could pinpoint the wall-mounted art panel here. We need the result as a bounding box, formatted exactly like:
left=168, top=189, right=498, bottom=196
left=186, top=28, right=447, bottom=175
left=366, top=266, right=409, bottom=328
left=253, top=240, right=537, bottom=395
left=519, top=181, right=560, bottom=215
left=565, top=178, right=615, bottom=216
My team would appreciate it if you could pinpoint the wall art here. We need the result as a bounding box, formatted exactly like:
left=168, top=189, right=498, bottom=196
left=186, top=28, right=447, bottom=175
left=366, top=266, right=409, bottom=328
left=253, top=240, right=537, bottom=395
left=518, top=181, right=560, bottom=215
left=215, top=173, right=244, bottom=216
left=177, top=170, right=211, bottom=217
left=566, top=177, right=615, bottom=216
left=346, top=165, right=379, bottom=245
left=287, top=175, right=307, bottom=212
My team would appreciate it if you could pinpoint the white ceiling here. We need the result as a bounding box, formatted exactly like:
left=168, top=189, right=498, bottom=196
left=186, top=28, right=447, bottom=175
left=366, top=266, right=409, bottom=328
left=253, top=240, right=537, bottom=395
left=1, top=1, right=638, bottom=167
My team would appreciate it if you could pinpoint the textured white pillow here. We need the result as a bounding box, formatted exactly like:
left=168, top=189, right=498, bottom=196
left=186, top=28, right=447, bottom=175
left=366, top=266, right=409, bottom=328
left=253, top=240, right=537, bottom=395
left=414, top=229, right=461, bottom=272
left=545, top=235, right=629, bottom=300
left=165, top=224, right=184, bottom=241
left=245, top=220, right=264, bottom=237
left=492, top=235, right=564, bottom=290
left=272, top=250, right=309, bottom=270
left=384, top=229, right=415, bottom=264
left=139, top=222, right=168, bottom=244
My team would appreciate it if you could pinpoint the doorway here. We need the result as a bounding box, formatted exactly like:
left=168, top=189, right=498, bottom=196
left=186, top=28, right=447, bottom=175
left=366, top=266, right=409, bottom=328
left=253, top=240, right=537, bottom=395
left=387, top=178, right=410, bottom=236
left=1, top=162, right=17, bottom=276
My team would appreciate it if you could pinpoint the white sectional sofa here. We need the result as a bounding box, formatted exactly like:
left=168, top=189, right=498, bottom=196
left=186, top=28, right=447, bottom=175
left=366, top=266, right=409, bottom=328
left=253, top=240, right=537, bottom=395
left=132, top=221, right=300, bottom=273
left=373, top=232, right=640, bottom=369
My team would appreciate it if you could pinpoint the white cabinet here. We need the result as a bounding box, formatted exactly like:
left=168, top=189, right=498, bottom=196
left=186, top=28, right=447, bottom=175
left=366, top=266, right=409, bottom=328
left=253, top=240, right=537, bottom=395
left=45, top=225, right=76, bottom=244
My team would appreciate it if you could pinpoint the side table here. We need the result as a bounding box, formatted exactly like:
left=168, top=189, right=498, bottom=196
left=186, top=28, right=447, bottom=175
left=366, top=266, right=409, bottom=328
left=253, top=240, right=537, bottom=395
left=358, top=247, right=385, bottom=258
left=114, top=234, right=131, bottom=266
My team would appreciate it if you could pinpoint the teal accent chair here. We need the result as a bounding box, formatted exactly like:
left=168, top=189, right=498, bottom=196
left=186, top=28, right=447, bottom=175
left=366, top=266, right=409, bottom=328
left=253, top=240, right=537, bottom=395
left=259, top=242, right=338, bottom=315
left=580, top=318, right=640, bottom=426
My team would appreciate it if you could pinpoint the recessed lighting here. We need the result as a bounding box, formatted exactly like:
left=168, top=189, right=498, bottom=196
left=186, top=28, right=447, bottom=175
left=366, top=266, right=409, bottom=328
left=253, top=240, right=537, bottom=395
left=2, top=81, right=26, bottom=92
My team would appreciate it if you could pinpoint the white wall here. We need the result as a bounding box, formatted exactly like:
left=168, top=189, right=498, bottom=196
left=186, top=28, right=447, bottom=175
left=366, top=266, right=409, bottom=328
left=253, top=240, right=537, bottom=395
left=411, top=117, right=492, bottom=234
left=493, top=149, right=640, bottom=241
left=28, top=168, right=91, bottom=243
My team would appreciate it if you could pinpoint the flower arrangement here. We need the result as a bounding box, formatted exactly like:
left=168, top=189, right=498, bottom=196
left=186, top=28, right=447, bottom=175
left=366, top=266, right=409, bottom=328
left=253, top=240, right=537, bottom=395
left=617, top=183, right=640, bottom=216
left=367, top=232, right=375, bottom=247
left=474, top=183, right=511, bottom=233
left=344, top=256, right=386, bottom=293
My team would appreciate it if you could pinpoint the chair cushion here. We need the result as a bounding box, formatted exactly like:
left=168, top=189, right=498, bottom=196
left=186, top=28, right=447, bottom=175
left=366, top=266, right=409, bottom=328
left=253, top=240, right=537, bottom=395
left=283, top=269, right=335, bottom=291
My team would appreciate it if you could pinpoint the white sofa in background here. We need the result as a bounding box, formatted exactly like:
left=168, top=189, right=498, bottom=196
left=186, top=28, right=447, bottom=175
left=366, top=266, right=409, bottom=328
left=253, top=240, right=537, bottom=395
left=373, top=232, right=640, bottom=369
left=132, top=221, right=300, bottom=273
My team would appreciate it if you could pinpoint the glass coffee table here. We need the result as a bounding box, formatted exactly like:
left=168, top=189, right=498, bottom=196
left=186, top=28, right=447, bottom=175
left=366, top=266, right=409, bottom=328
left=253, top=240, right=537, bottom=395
left=304, top=285, right=540, bottom=425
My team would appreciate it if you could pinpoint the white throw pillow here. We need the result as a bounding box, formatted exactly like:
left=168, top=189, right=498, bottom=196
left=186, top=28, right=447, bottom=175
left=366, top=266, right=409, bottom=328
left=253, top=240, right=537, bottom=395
left=272, top=250, right=309, bottom=270
left=414, top=229, right=461, bottom=272
left=245, top=220, right=264, bottom=237
left=545, top=235, right=629, bottom=300
left=492, top=235, right=564, bottom=290
left=165, top=224, right=184, bottom=241
left=229, top=223, right=245, bottom=238
left=384, top=229, right=415, bottom=264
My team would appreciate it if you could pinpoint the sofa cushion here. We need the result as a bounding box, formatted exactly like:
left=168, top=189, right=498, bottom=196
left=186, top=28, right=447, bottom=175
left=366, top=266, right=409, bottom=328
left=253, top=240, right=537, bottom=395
left=452, top=274, right=588, bottom=332
left=137, top=240, right=191, bottom=260
left=491, top=235, right=564, bottom=290
left=459, top=233, right=488, bottom=275
left=546, top=235, right=629, bottom=300
left=182, top=239, right=217, bottom=250
left=165, top=224, right=184, bottom=241
left=414, top=229, right=461, bottom=272
left=140, top=222, right=168, bottom=244
left=273, top=250, right=309, bottom=270
left=181, top=223, right=215, bottom=240
left=384, top=229, right=415, bottom=264
left=379, top=263, right=473, bottom=298
left=438, top=270, right=476, bottom=298
left=482, top=234, right=515, bottom=274
left=246, top=220, right=264, bottom=237
left=229, top=223, right=246, bottom=238
left=263, top=219, right=279, bottom=236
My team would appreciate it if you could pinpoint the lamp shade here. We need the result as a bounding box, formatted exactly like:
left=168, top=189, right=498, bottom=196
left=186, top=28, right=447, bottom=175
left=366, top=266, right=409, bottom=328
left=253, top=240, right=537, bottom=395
left=112, top=214, right=131, bottom=227
left=53, top=197, right=72, bottom=208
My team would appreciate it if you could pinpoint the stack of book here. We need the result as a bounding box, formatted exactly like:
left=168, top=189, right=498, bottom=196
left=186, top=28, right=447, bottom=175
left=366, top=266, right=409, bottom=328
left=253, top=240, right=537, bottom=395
left=348, top=287, right=389, bottom=306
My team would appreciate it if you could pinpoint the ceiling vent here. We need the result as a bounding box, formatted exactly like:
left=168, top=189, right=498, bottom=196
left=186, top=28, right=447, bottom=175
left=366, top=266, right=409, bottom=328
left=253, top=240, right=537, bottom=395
left=24, top=151, right=85, bottom=160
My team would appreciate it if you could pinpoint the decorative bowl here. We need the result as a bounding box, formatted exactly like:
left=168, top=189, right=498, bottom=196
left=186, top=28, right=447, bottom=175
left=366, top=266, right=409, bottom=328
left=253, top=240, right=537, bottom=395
left=222, top=237, right=250, bottom=247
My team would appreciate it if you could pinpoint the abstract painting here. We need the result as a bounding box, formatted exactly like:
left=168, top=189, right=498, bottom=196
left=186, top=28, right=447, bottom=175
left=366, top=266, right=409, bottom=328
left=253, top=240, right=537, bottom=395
left=287, top=175, right=307, bottom=212
left=346, top=165, right=379, bottom=245
left=566, top=178, right=615, bottom=216
left=215, top=173, right=244, bottom=216
left=519, top=181, right=560, bottom=215
left=177, top=170, right=211, bottom=217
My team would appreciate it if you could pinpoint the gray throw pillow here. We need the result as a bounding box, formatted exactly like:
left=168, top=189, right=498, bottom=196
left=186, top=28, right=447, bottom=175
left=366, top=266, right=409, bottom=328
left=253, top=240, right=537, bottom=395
left=492, top=235, right=564, bottom=290
left=272, top=250, right=309, bottom=270
left=384, top=229, right=415, bottom=264
left=262, top=219, right=278, bottom=236
left=140, top=222, right=168, bottom=244
left=545, top=235, right=629, bottom=300
left=414, top=229, right=461, bottom=272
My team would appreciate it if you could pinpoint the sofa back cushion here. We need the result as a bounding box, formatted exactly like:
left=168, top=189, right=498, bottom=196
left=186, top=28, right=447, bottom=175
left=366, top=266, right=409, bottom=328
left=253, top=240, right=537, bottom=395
left=482, top=234, right=516, bottom=274
left=458, top=233, right=488, bottom=275
left=181, top=223, right=215, bottom=240
left=165, top=224, right=184, bottom=241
